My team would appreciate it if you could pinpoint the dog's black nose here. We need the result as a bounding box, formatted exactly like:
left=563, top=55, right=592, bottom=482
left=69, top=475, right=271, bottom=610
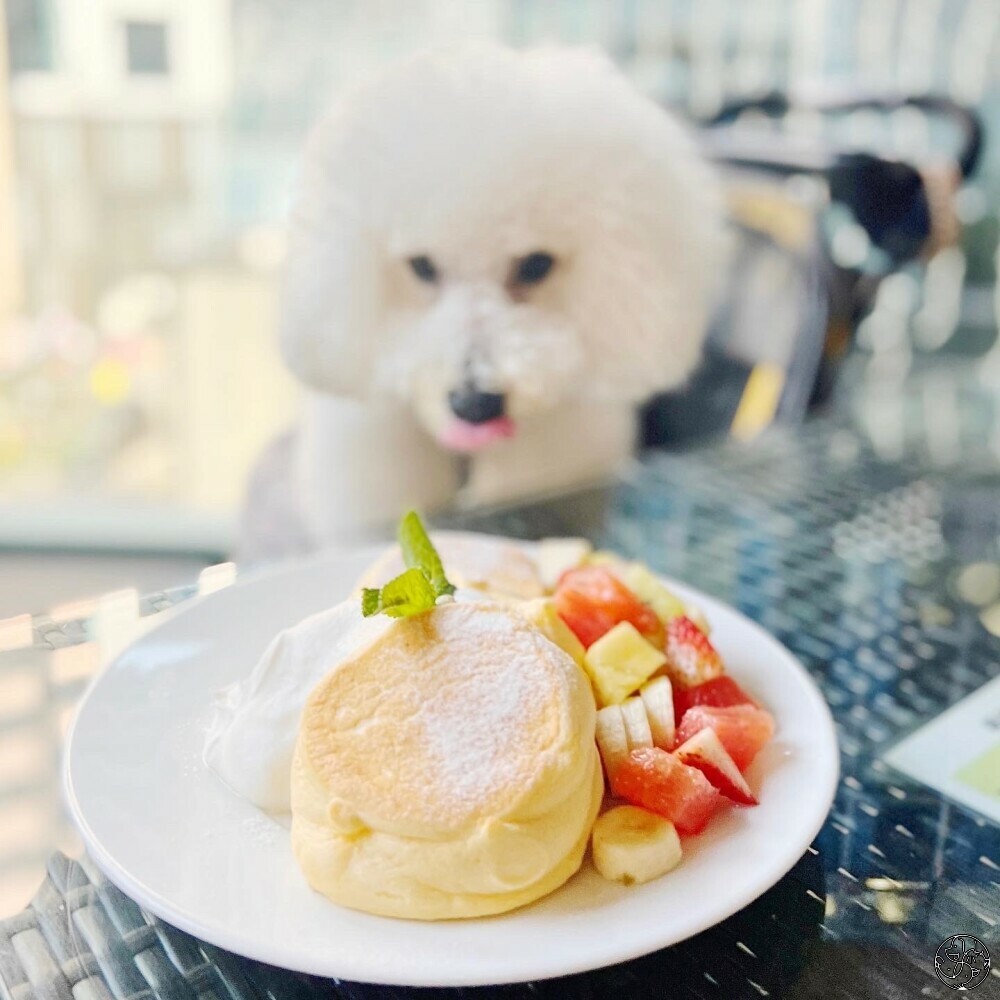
left=448, top=386, right=506, bottom=424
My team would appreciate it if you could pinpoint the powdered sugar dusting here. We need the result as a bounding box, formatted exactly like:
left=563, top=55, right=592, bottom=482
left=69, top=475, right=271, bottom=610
left=318, top=601, right=583, bottom=832
left=415, top=604, right=565, bottom=822
left=424, top=634, right=544, bottom=803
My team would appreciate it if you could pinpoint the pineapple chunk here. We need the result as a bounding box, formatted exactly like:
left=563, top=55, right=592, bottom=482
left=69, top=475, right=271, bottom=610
left=583, top=549, right=628, bottom=571
left=536, top=537, right=592, bottom=590
left=518, top=598, right=586, bottom=667
left=685, top=603, right=712, bottom=635
left=621, top=563, right=685, bottom=624
left=583, top=621, right=667, bottom=707
left=592, top=805, right=682, bottom=885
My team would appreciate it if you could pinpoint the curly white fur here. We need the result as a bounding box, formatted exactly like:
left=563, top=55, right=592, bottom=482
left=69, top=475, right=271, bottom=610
left=248, top=44, right=724, bottom=554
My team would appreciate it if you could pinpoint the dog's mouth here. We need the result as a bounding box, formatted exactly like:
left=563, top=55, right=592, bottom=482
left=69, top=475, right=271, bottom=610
left=439, top=415, right=516, bottom=452
left=436, top=385, right=517, bottom=452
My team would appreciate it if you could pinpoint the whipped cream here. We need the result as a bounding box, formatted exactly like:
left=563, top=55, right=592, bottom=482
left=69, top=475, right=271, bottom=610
left=204, top=600, right=393, bottom=812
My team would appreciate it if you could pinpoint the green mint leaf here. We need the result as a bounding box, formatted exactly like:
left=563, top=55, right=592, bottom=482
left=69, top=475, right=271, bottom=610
left=377, top=567, right=437, bottom=617
left=360, top=588, right=383, bottom=617
left=360, top=512, right=455, bottom=620
left=398, top=510, right=455, bottom=597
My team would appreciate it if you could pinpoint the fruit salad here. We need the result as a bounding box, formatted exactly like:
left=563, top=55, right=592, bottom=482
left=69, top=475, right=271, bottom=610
left=353, top=520, right=776, bottom=893
left=535, top=539, right=776, bottom=887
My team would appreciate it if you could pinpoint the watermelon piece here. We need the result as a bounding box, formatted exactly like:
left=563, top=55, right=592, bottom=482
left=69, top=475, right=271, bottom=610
left=675, top=705, right=775, bottom=771
left=675, top=727, right=758, bottom=806
left=674, top=676, right=757, bottom=719
left=554, top=566, right=664, bottom=649
left=611, top=747, right=722, bottom=835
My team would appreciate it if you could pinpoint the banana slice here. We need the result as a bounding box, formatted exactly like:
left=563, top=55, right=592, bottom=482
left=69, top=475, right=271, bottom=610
left=591, top=805, right=683, bottom=885
left=620, top=696, right=653, bottom=751
left=595, top=705, right=630, bottom=778
left=639, top=676, right=675, bottom=749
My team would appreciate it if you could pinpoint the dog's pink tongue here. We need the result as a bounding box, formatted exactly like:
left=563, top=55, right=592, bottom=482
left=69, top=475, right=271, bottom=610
left=439, top=416, right=516, bottom=452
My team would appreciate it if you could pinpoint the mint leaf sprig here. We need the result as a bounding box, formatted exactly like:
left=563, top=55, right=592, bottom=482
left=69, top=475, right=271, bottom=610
left=361, top=512, right=455, bottom=618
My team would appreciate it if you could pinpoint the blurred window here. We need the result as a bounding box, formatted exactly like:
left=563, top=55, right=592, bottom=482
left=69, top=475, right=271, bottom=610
left=0, top=0, right=997, bottom=552
left=123, top=20, right=169, bottom=76
left=5, top=0, right=53, bottom=73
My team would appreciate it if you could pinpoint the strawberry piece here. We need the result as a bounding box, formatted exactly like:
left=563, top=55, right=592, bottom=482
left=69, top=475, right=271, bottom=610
left=611, top=746, right=722, bottom=835
left=674, top=676, right=756, bottom=719
left=554, top=566, right=664, bottom=649
left=675, top=727, right=758, bottom=805
left=675, top=705, right=775, bottom=771
left=662, top=616, right=725, bottom=689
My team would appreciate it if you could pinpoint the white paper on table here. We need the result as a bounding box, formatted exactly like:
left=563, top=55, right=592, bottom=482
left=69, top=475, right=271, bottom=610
left=884, top=673, right=1000, bottom=825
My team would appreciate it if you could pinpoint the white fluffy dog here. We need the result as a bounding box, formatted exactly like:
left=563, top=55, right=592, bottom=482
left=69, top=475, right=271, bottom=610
left=243, top=44, right=722, bottom=558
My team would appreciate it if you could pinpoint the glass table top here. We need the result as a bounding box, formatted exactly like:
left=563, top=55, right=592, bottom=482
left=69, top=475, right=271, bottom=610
left=1, top=357, right=999, bottom=998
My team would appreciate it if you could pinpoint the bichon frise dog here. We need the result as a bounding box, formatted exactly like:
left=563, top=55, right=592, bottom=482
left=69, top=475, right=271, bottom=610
left=243, top=44, right=723, bottom=559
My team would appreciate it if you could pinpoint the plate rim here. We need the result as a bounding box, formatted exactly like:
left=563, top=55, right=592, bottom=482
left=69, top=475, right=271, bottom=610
left=63, top=539, right=840, bottom=987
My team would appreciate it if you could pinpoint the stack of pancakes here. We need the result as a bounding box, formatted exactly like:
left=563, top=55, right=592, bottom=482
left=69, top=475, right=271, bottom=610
left=291, top=599, right=602, bottom=919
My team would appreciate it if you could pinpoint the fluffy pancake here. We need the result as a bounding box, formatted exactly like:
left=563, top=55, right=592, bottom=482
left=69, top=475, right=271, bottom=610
left=355, top=532, right=544, bottom=600
left=291, top=601, right=602, bottom=919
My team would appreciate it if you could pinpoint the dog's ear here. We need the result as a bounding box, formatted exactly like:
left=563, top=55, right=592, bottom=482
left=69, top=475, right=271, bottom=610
left=278, top=117, right=384, bottom=398
left=565, top=112, right=729, bottom=402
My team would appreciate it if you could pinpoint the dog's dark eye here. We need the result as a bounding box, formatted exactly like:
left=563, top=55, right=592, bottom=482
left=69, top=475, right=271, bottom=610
left=408, top=255, right=438, bottom=284
left=514, top=251, right=555, bottom=285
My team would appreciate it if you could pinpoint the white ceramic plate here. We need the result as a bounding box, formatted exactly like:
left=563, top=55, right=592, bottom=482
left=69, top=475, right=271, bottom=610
left=64, top=538, right=838, bottom=987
